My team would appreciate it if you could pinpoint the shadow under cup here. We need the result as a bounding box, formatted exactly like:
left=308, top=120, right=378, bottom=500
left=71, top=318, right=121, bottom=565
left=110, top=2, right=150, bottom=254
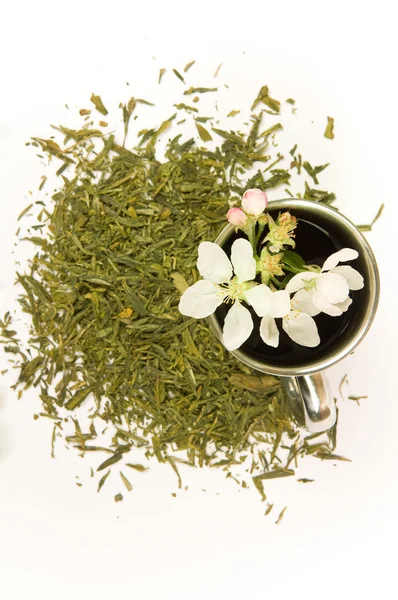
left=208, top=199, right=380, bottom=377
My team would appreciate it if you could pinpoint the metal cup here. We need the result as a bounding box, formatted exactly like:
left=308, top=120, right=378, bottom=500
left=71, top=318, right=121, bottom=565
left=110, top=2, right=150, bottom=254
left=208, top=199, right=380, bottom=432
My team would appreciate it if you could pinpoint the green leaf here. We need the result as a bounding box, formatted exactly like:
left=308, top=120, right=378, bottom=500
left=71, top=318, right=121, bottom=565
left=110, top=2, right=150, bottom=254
left=324, top=116, right=334, bottom=139
left=65, top=387, right=92, bottom=410
left=90, top=93, right=108, bottom=115
left=97, top=453, right=123, bottom=472
left=97, top=469, right=110, bottom=492
left=172, top=69, right=185, bottom=83
left=126, top=463, right=148, bottom=472
left=120, top=471, right=133, bottom=491
left=183, top=60, right=195, bottom=73
left=282, top=250, right=307, bottom=272
left=196, top=123, right=212, bottom=142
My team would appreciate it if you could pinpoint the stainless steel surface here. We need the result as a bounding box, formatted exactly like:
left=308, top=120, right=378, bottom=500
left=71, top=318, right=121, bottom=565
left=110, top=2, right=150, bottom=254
left=208, top=198, right=380, bottom=431
left=282, top=373, right=336, bottom=431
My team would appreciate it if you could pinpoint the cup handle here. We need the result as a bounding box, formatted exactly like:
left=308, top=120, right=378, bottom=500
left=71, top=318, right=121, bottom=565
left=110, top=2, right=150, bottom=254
left=281, top=373, right=336, bottom=433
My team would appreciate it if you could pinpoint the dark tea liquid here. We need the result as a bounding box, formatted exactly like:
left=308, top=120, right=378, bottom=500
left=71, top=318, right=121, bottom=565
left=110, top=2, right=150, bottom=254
left=215, top=216, right=359, bottom=366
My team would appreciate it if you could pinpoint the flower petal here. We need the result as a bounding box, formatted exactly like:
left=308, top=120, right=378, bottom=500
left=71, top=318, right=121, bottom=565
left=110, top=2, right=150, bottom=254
left=291, top=289, right=321, bottom=317
left=329, top=265, right=364, bottom=290
left=270, top=290, right=291, bottom=318
left=244, top=284, right=273, bottom=317
left=197, top=241, right=233, bottom=284
left=285, top=271, right=317, bottom=294
left=321, top=248, right=359, bottom=271
left=282, top=311, right=320, bottom=347
left=178, top=280, right=224, bottom=318
left=259, top=315, right=279, bottom=348
left=241, top=188, right=268, bottom=215
left=222, top=301, right=253, bottom=351
left=315, top=272, right=349, bottom=304
left=335, top=296, right=353, bottom=312
left=230, top=238, right=256, bottom=282
left=312, top=290, right=343, bottom=316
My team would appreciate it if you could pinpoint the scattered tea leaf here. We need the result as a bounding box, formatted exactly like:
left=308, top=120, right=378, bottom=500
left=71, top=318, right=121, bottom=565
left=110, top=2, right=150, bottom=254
left=18, top=203, right=33, bottom=221
left=126, top=463, right=148, bottom=472
left=183, top=60, right=195, bottom=73
left=251, top=85, right=281, bottom=113
left=158, top=68, right=166, bottom=84
left=196, top=123, right=213, bottom=142
left=324, top=116, right=334, bottom=139
left=214, top=63, right=222, bottom=77
left=173, top=69, right=185, bottom=83
left=275, top=506, right=287, bottom=525
left=90, top=93, right=108, bottom=115
left=120, top=471, right=133, bottom=491
left=97, top=453, right=123, bottom=472
left=97, top=469, right=110, bottom=492
left=184, top=87, right=217, bottom=95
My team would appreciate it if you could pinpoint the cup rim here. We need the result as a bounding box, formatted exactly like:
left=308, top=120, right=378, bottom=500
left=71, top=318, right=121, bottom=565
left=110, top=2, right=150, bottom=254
left=207, top=198, right=380, bottom=377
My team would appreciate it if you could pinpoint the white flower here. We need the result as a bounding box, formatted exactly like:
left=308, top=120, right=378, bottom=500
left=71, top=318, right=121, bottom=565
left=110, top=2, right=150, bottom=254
left=245, top=285, right=320, bottom=348
left=178, top=239, right=257, bottom=351
left=285, top=248, right=364, bottom=317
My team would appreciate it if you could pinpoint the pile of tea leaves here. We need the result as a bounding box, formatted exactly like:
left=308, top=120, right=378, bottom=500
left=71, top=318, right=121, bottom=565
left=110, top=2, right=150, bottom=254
left=1, top=75, right=355, bottom=503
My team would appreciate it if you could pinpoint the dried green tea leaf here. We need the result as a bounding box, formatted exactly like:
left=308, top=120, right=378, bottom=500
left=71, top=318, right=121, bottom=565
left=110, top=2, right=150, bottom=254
left=171, top=272, right=189, bottom=293
left=90, top=93, right=108, bottom=115
left=303, top=161, right=330, bottom=185
left=265, top=503, right=274, bottom=515
left=126, top=463, right=148, bottom=472
left=214, top=63, right=222, bottom=77
left=255, top=469, right=295, bottom=480
left=229, top=373, right=280, bottom=392
left=286, top=98, right=295, bottom=105
left=65, top=387, right=92, bottom=410
left=183, top=60, right=195, bottom=73
left=303, top=182, right=336, bottom=204
left=227, top=110, right=240, bottom=117
left=314, top=451, right=351, bottom=462
left=18, top=203, right=33, bottom=221
left=174, top=103, right=198, bottom=113
left=348, top=395, right=367, bottom=404
left=97, top=469, right=110, bottom=492
left=358, top=203, right=385, bottom=231
left=165, top=456, right=182, bottom=488
left=79, top=109, right=91, bottom=116
left=251, top=85, right=281, bottom=113
left=196, top=123, right=213, bottom=142
left=324, top=116, right=335, bottom=139
left=259, top=123, right=283, bottom=138
left=184, top=87, right=217, bottom=95
left=115, top=493, right=123, bottom=502
left=97, top=453, right=123, bottom=472
left=172, top=69, right=185, bottom=83
left=275, top=506, right=287, bottom=525
left=51, top=425, right=57, bottom=458
left=297, top=478, right=314, bottom=483
left=158, top=68, right=166, bottom=84
left=120, top=471, right=133, bottom=491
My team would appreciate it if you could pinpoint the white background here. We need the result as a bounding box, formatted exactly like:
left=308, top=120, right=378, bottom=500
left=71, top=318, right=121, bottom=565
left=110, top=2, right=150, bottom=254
left=0, top=1, right=397, bottom=598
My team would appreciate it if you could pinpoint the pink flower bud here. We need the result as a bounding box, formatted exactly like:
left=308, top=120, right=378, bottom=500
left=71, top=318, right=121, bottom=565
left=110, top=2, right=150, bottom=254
left=227, top=207, right=247, bottom=227
left=242, top=188, right=268, bottom=216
